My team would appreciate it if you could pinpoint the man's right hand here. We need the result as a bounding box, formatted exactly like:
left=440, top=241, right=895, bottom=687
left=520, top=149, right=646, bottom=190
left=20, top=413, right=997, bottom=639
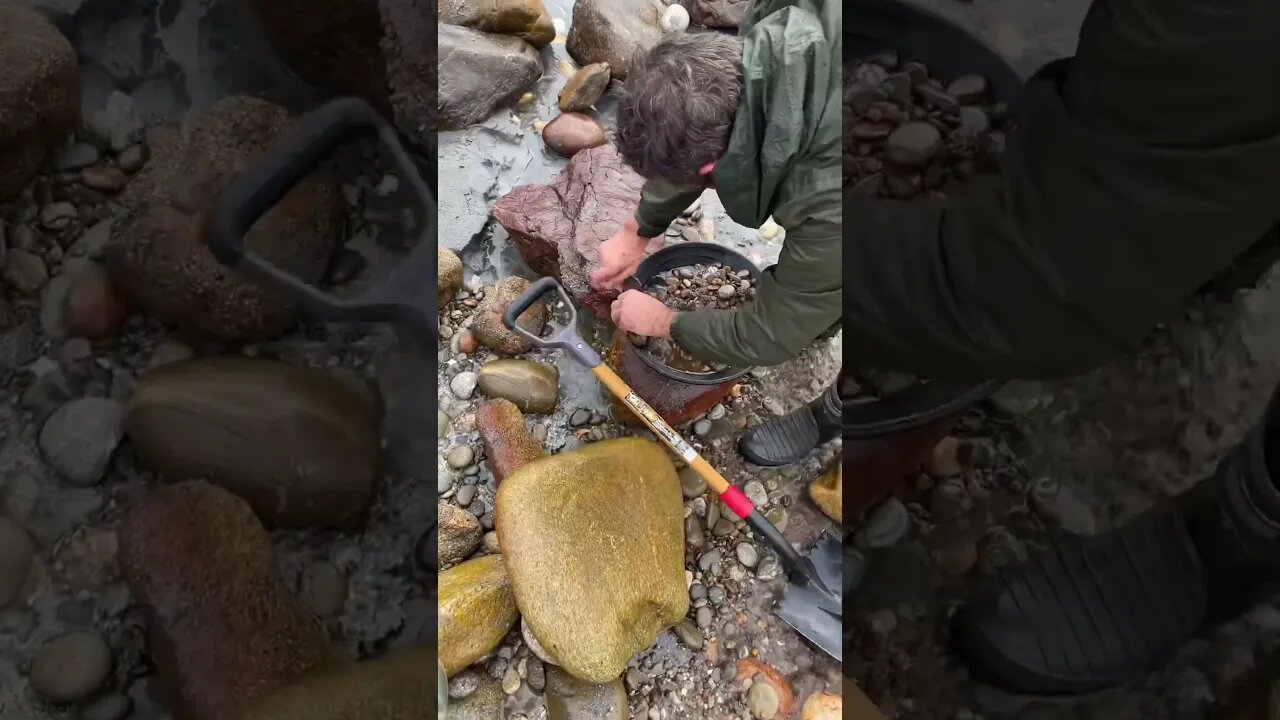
left=590, top=218, right=664, bottom=290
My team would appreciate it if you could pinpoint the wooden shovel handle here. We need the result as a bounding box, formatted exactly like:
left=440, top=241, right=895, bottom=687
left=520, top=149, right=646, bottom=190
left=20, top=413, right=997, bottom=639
left=592, top=365, right=751, bottom=515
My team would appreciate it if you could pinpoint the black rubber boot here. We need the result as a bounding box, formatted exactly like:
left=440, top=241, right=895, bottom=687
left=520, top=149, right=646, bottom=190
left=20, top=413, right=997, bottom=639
left=738, top=380, right=841, bottom=467
left=954, top=386, right=1280, bottom=696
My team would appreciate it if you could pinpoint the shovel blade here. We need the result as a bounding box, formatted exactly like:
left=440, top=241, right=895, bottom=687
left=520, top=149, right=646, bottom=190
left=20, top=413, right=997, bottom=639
left=777, top=534, right=844, bottom=661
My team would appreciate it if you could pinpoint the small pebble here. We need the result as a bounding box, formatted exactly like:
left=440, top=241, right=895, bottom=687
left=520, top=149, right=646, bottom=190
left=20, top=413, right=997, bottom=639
left=747, top=681, right=780, bottom=719
left=502, top=667, right=521, bottom=694
left=446, top=446, right=475, bottom=469
left=82, top=693, right=132, bottom=720
left=743, top=480, right=768, bottom=508
left=29, top=631, right=113, bottom=703
left=693, top=419, right=712, bottom=437
left=455, top=485, right=477, bottom=506
left=857, top=497, right=910, bottom=548
left=736, top=543, right=759, bottom=569
left=450, top=371, right=478, bottom=399
left=438, top=409, right=450, bottom=439
left=673, top=618, right=703, bottom=649
left=569, top=408, right=591, bottom=427
left=695, top=606, right=713, bottom=628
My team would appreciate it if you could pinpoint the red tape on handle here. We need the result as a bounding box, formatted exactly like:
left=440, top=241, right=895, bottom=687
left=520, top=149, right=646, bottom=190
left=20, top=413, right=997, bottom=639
left=721, top=486, right=755, bottom=520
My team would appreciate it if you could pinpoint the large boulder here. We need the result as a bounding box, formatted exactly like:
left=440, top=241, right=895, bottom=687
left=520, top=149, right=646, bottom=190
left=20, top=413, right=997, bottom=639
left=238, top=646, right=437, bottom=720
left=106, top=96, right=344, bottom=341
left=492, top=145, right=644, bottom=317
left=496, top=438, right=688, bottom=683
left=252, top=0, right=437, bottom=154
left=0, top=7, right=78, bottom=199
left=691, top=0, right=747, bottom=28
left=119, top=481, right=341, bottom=720
left=566, top=0, right=662, bottom=79
left=438, top=24, right=542, bottom=131
left=439, top=0, right=555, bottom=48
left=438, top=554, right=519, bottom=676
left=125, top=357, right=381, bottom=530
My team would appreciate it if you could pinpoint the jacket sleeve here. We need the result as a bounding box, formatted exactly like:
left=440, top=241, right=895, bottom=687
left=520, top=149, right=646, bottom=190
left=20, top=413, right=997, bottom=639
left=671, top=215, right=841, bottom=367
left=634, top=177, right=705, bottom=239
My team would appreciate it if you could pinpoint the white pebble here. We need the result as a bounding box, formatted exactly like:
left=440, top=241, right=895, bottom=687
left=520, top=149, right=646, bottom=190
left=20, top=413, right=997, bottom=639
left=660, top=4, right=689, bottom=32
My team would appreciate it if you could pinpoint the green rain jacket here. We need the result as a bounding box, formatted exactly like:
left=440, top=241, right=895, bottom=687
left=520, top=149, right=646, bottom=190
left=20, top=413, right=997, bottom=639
left=632, top=0, right=842, bottom=368
left=843, top=0, right=1280, bottom=380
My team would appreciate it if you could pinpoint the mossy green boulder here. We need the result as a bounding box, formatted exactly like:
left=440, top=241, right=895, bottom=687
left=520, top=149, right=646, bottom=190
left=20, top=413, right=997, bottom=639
left=238, top=646, right=437, bottom=720
left=496, top=438, right=687, bottom=683
left=438, top=554, right=518, bottom=676
left=126, top=357, right=381, bottom=530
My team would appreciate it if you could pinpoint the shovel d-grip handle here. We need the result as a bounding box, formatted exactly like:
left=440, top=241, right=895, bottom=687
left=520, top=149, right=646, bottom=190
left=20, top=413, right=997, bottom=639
left=503, top=277, right=603, bottom=368
left=208, top=97, right=405, bottom=267
left=204, top=96, right=438, bottom=344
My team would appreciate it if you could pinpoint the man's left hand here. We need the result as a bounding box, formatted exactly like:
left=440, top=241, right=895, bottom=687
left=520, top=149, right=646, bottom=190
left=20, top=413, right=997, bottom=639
left=610, top=290, right=676, bottom=338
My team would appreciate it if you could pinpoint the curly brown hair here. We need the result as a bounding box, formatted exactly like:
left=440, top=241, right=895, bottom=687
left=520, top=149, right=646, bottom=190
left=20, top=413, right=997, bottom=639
left=614, top=33, right=744, bottom=183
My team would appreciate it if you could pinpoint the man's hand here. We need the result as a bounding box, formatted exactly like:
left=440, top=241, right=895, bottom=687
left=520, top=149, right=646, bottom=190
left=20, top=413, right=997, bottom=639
left=590, top=219, right=664, bottom=290
left=610, top=290, right=676, bottom=338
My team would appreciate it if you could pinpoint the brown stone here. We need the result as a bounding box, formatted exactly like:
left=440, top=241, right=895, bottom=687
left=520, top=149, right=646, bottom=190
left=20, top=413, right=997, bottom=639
left=438, top=502, right=482, bottom=567
left=558, top=62, right=611, bottom=112
left=606, top=331, right=735, bottom=427
left=0, top=8, right=79, bottom=199
left=476, top=359, right=559, bottom=414
left=438, top=248, right=463, bottom=306
left=64, top=262, right=127, bottom=340
left=565, top=0, right=662, bottom=79
left=126, top=357, right=381, bottom=529
left=476, top=399, right=544, bottom=485
left=107, top=96, right=344, bottom=341
left=492, top=145, right=644, bottom=317
left=119, top=481, right=341, bottom=720
left=471, top=277, right=548, bottom=355
left=439, top=0, right=556, bottom=48
left=542, top=112, right=606, bottom=158
left=79, top=166, right=128, bottom=194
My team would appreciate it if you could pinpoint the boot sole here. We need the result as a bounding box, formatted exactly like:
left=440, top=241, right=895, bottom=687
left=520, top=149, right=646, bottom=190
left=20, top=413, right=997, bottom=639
left=955, top=510, right=1207, bottom=695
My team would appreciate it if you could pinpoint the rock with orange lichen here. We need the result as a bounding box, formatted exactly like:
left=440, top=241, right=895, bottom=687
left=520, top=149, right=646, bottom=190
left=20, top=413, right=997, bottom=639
left=118, top=480, right=341, bottom=720
left=809, top=463, right=842, bottom=524
left=735, top=658, right=796, bottom=719
left=476, top=399, right=544, bottom=485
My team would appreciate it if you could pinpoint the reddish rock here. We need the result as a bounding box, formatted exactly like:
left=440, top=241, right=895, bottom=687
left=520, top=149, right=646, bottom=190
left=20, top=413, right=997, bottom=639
left=64, top=262, right=127, bottom=340
left=457, top=329, right=478, bottom=354
left=476, top=399, right=544, bottom=485
left=492, top=145, right=644, bottom=317
left=606, top=331, right=735, bottom=427
left=118, top=480, right=341, bottom=720
left=79, top=166, right=128, bottom=194
left=542, top=112, right=606, bottom=157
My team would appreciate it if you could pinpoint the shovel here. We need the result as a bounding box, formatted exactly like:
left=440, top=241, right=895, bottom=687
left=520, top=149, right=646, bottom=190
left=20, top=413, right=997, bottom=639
left=503, top=277, right=844, bottom=661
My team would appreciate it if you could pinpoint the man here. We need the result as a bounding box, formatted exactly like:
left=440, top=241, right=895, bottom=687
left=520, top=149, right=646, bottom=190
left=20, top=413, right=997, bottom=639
left=593, top=0, right=842, bottom=467
left=878, top=0, right=1280, bottom=696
